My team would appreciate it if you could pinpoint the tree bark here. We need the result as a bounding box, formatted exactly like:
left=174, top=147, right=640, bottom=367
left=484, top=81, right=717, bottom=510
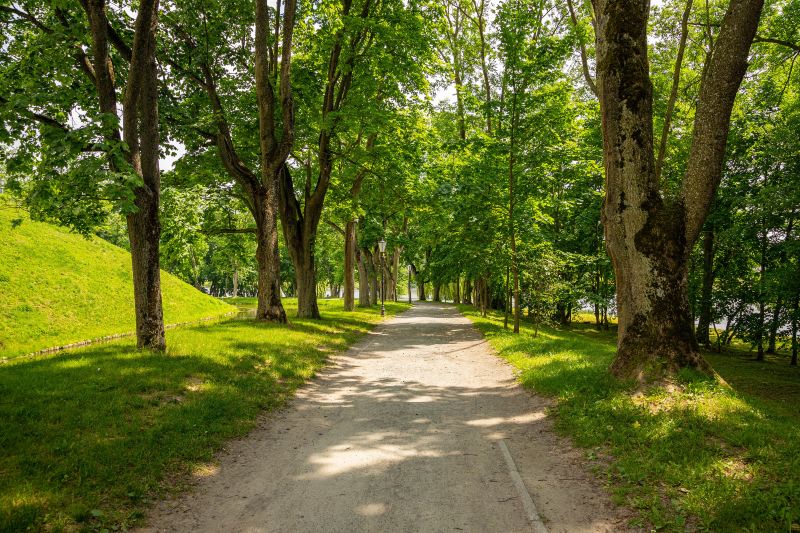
left=593, top=0, right=763, bottom=381
left=85, top=0, right=166, bottom=351
left=344, top=219, right=356, bottom=311
left=252, top=0, right=296, bottom=322
left=251, top=187, right=287, bottom=321
left=433, top=283, right=441, bottom=302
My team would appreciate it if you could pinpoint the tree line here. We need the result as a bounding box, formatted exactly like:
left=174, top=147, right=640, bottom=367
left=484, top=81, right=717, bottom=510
left=1, top=0, right=797, bottom=382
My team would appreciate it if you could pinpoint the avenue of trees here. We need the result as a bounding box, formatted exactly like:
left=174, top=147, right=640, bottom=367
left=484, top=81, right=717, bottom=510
left=1, top=0, right=798, bottom=381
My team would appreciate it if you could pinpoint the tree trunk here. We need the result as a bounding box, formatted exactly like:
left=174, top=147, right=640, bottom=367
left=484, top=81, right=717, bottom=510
left=127, top=181, right=166, bottom=351
left=418, top=276, right=427, bottom=301
left=791, top=294, right=798, bottom=366
left=767, top=298, right=783, bottom=354
left=295, top=250, right=319, bottom=318
left=433, top=283, right=441, bottom=302
left=756, top=225, right=767, bottom=360
left=696, top=228, right=714, bottom=346
left=278, top=165, right=321, bottom=319
left=593, top=0, right=763, bottom=381
left=84, top=0, right=166, bottom=351
left=454, top=275, right=461, bottom=304
left=464, top=278, right=472, bottom=304
left=251, top=189, right=287, bottom=321
left=232, top=263, right=239, bottom=298
left=357, top=248, right=371, bottom=307
left=344, top=219, right=356, bottom=311
left=391, top=247, right=401, bottom=301
left=368, top=249, right=380, bottom=305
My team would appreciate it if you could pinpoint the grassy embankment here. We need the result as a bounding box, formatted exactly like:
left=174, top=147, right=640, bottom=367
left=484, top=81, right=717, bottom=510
left=461, top=306, right=800, bottom=531
left=1, top=295, right=409, bottom=532
left=0, top=207, right=233, bottom=359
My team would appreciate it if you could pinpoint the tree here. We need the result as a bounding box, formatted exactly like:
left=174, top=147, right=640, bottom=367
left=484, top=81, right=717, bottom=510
left=1, top=0, right=167, bottom=350
left=592, top=0, right=764, bottom=380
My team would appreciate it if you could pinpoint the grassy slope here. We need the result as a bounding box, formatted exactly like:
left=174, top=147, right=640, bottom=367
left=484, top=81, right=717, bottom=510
left=0, top=298, right=410, bottom=532
left=0, top=208, right=233, bottom=357
left=461, top=306, right=800, bottom=531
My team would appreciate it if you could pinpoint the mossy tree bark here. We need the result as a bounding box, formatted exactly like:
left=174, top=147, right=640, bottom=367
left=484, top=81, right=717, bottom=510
left=593, top=0, right=764, bottom=381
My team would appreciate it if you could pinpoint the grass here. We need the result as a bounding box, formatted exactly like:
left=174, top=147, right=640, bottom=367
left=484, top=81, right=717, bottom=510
left=460, top=305, right=800, bottom=532
left=0, top=297, right=409, bottom=532
left=0, top=207, right=234, bottom=358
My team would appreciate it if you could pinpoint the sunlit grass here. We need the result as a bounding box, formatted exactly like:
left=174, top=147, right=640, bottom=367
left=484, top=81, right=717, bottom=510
left=461, top=305, right=800, bottom=531
left=0, top=298, right=409, bottom=532
left=0, top=207, right=234, bottom=359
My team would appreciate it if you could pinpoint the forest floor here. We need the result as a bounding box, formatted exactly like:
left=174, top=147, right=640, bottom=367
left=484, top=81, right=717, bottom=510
left=463, top=306, right=800, bottom=531
left=141, top=302, right=630, bottom=532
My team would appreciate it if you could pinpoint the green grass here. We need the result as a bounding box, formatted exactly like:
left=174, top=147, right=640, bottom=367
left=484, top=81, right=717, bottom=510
left=460, top=305, right=800, bottom=532
left=0, top=297, right=409, bottom=532
left=0, top=207, right=234, bottom=358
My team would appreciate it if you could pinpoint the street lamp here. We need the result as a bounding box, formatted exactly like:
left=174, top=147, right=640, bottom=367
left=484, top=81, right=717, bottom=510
left=378, top=238, right=387, bottom=316
left=407, top=264, right=412, bottom=304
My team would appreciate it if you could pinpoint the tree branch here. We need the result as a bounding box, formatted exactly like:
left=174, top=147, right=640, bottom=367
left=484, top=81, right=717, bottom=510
left=566, top=0, right=598, bottom=97
left=655, top=0, right=692, bottom=183
left=753, top=35, right=800, bottom=52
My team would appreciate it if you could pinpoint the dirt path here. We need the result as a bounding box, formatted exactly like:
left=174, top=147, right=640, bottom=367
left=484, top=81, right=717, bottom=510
left=141, top=302, right=630, bottom=532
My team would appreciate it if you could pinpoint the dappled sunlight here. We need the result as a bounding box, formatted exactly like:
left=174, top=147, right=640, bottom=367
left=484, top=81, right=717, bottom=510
left=356, top=502, right=388, bottom=517
left=191, top=463, right=220, bottom=479
left=466, top=412, right=546, bottom=427
left=462, top=305, right=800, bottom=530
left=300, top=431, right=452, bottom=479
left=0, top=300, right=407, bottom=531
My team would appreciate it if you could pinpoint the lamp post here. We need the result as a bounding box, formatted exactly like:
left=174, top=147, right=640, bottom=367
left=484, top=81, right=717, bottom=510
left=378, top=238, right=387, bottom=316
left=407, top=264, right=412, bottom=304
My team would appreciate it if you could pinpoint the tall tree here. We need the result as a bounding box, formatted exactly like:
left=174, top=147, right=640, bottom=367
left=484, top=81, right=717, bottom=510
left=85, top=0, right=165, bottom=350
left=593, top=0, right=764, bottom=380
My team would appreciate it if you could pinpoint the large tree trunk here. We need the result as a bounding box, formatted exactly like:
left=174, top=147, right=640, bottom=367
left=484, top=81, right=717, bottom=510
left=252, top=189, right=287, bottom=321
left=278, top=164, right=322, bottom=319
left=253, top=0, right=295, bottom=322
left=126, top=181, right=165, bottom=351
left=454, top=274, right=461, bottom=304
left=85, top=0, right=166, bottom=351
left=593, top=0, right=763, bottom=381
left=464, top=278, right=472, bottom=304
left=295, top=248, right=319, bottom=319
left=433, top=283, right=441, bottom=302
left=343, top=220, right=356, bottom=311
left=127, top=30, right=165, bottom=351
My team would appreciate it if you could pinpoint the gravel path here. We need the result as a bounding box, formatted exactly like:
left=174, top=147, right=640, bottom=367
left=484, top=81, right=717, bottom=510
left=141, top=302, right=630, bottom=532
